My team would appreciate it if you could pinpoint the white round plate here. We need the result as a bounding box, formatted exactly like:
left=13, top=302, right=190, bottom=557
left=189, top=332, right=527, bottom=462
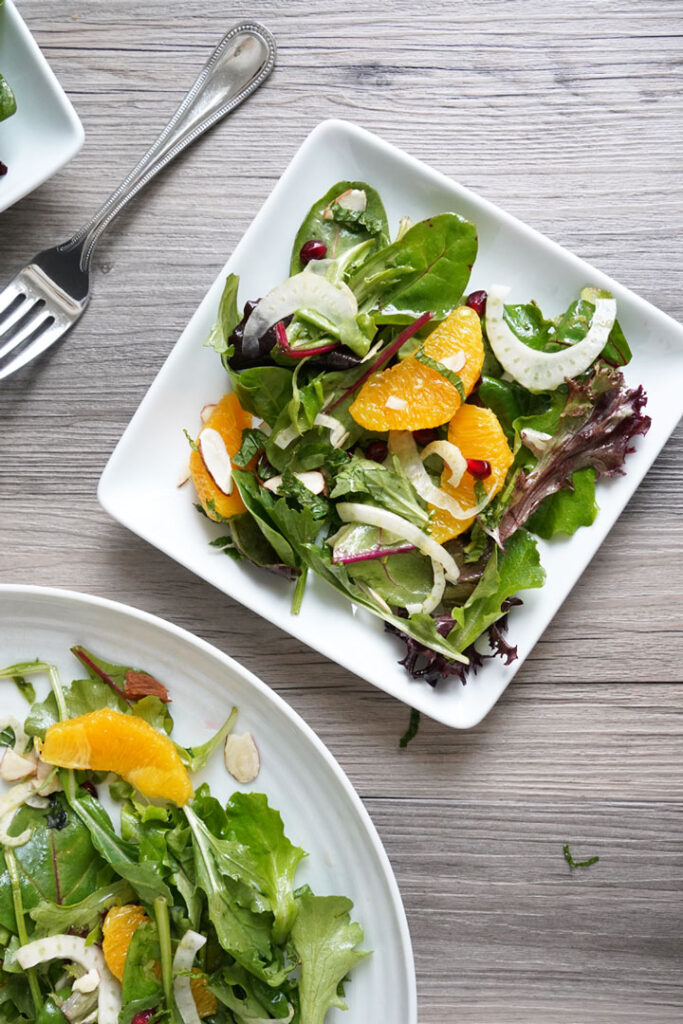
left=0, top=584, right=417, bottom=1024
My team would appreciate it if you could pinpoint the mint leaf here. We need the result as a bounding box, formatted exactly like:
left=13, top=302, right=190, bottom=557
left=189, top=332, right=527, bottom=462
left=292, top=894, right=368, bottom=1024
left=414, top=349, right=465, bottom=399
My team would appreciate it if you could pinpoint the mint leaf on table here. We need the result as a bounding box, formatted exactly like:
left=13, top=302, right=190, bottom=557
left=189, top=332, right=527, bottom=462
left=447, top=529, right=545, bottom=653
left=291, top=894, right=367, bottom=1024
left=563, top=843, right=600, bottom=869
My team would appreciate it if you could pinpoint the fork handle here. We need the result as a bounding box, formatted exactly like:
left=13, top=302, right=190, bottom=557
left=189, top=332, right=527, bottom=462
left=65, top=22, right=276, bottom=271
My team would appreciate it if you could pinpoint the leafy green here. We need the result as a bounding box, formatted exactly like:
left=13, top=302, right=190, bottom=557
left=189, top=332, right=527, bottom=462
left=120, top=920, right=163, bottom=1024
left=231, top=366, right=294, bottom=424
left=563, top=843, right=600, bottom=869
left=29, top=879, right=135, bottom=936
left=526, top=467, right=598, bottom=539
left=11, top=676, right=35, bottom=705
left=291, top=894, right=367, bottom=1024
left=414, top=348, right=465, bottom=399
left=228, top=513, right=296, bottom=576
left=279, top=469, right=330, bottom=520
left=205, top=273, right=242, bottom=354
left=0, top=795, right=110, bottom=933
left=233, top=427, right=268, bottom=468
left=330, top=454, right=429, bottom=528
left=25, top=677, right=171, bottom=739
left=183, top=804, right=285, bottom=984
left=448, top=530, right=545, bottom=652
left=346, top=549, right=434, bottom=608
left=210, top=962, right=294, bottom=1021
left=223, top=792, right=307, bottom=944
left=349, top=213, right=478, bottom=324
left=290, top=181, right=389, bottom=274
left=0, top=73, right=16, bottom=122
left=178, top=708, right=238, bottom=772
left=399, top=708, right=421, bottom=749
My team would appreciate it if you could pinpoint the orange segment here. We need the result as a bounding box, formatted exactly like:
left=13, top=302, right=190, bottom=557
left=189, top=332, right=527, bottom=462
left=191, top=970, right=218, bottom=1018
left=102, top=904, right=148, bottom=982
left=190, top=392, right=252, bottom=521
left=349, top=306, right=484, bottom=431
left=41, top=708, right=193, bottom=806
left=429, top=404, right=514, bottom=543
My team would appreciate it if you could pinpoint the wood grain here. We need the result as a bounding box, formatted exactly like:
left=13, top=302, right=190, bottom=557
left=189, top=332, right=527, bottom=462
left=1, top=1, right=682, bottom=1020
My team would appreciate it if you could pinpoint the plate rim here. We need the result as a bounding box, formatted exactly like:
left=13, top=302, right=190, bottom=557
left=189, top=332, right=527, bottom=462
left=98, top=116, right=683, bottom=730
left=0, top=581, right=418, bottom=1023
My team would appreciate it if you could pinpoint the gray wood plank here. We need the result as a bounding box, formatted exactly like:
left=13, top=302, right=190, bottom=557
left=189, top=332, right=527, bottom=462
left=1, top=1, right=682, bottom=1020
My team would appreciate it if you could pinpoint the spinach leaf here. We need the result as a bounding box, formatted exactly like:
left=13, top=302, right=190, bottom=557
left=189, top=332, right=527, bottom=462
left=228, top=513, right=297, bottom=579
left=232, top=470, right=299, bottom=568
left=291, top=894, right=367, bottom=1024
left=558, top=287, right=632, bottom=366
left=0, top=795, right=110, bottom=933
left=346, top=550, right=434, bottom=609
left=526, top=467, right=598, bottom=539
left=230, top=366, right=293, bottom=425
left=448, top=529, right=545, bottom=652
left=205, top=273, right=241, bottom=354
left=290, top=181, right=389, bottom=274
left=349, top=213, right=477, bottom=324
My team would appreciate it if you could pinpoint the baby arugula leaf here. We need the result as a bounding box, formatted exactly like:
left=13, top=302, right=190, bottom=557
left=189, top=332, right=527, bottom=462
left=177, top=707, right=238, bottom=773
left=183, top=805, right=287, bottom=985
left=223, top=792, right=307, bottom=945
left=291, top=894, right=367, bottom=1024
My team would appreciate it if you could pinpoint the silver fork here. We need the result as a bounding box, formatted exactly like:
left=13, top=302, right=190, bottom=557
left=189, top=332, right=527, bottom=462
left=0, top=21, right=276, bottom=382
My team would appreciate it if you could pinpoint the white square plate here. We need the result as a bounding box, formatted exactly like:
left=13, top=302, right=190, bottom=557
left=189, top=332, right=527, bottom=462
left=99, top=119, right=683, bottom=729
left=0, top=0, right=83, bottom=213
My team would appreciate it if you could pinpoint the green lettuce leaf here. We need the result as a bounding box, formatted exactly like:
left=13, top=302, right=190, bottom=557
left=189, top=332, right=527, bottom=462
left=29, top=879, right=135, bottom=936
left=448, top=530, right=545, bottom=652
left=526, top=467, right=598, bottom=539
left=291, top=894, right=367, bottom=1024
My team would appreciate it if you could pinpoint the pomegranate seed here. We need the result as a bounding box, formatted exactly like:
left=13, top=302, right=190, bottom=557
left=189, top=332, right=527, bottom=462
left=365, top=440, right=388, bottom=463
left=300, top=240, right=327, bottom=265
left=412, top=428, right=439, bottom=446
left=80, top=780, right=98, bottom=798
left=466, top=290, right=487, bottom=317
left=466, top=458, right=492, bottom=479
left=131, top=1011, right=155, bottom=1024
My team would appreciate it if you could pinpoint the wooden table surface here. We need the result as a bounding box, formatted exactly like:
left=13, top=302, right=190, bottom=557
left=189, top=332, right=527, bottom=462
left=2, top=2, right=682, bottom=1021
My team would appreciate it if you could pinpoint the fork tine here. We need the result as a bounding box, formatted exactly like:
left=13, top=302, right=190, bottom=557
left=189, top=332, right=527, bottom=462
left=0, top=279, right=23, bottom=316
left=0, top=319, right=68, bottom=382
left=0, top=296, right=44, bottom=344
left=0, top=311, right=54, bottom=362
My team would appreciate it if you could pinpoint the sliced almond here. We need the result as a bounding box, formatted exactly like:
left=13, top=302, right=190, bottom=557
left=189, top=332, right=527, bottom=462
left=384, top=395, right=407, bottom=410
left=201, top=403, right=217, bottom=424
left=263, top=470, right=325, bottom=495
left=336, top=188, right=367, bottom=212
left=199, top=428, right=233, bottom=495
left=0, top=749, right=37, bottom=782
left=224, top=732, right=260, bottom=784
left=177, top=464, right=191, bottom=488
left=441, top=350, right=466, bottom=373
left=73, top=969, right=100, bottom=995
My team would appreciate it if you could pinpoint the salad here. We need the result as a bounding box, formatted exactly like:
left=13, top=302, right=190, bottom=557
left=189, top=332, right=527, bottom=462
left=0, top=649, right=367, bottom=1024
left=185, top=180, right=651, bottom=685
